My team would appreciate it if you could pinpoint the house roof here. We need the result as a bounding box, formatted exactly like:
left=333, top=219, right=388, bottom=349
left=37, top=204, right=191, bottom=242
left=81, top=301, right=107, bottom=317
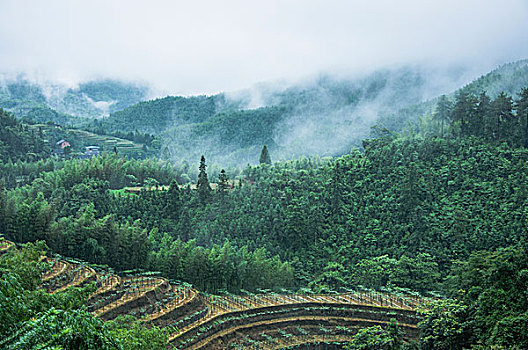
left=56, top=139, right=66, bottom=145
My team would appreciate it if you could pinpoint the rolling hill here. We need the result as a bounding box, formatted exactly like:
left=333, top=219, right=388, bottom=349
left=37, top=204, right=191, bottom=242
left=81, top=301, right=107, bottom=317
left=0, top=76, right=150, bottom=124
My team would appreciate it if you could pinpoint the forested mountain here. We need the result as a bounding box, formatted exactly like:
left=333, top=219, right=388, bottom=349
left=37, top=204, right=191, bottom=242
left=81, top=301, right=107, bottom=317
left=91, top=94, right=224, bottom=135
left=0, top=76, right=150, bottom=124
left=89, top=61, right=528, bottom=165
left=4, top=61, right=528, bottom=166
left=2, top=131, right=528, bottom=294
left=461, top=59, right=528, bottom=97
left=91, top=65, right=475, bottom=165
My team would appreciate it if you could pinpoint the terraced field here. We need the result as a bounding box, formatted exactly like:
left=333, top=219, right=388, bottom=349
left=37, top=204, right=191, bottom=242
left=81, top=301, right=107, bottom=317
left=29, top=123, right=145, bottom=156
left=38, top=251, right=424, bottom=349
left=64, top=128, right=145, bottom=155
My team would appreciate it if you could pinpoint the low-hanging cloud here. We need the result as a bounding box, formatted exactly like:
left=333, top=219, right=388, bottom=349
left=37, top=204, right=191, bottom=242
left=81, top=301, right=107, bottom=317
left=0, top=0, right=527, bottom=95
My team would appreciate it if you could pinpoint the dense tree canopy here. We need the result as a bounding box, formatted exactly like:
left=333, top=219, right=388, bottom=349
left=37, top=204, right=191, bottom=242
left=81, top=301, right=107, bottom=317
left=0, top=108, right=49, bottom=162
left=2, top=129, right=528, bottom=297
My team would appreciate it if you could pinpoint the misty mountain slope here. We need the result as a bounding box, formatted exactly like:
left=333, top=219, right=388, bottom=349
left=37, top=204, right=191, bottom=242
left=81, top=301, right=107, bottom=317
left=95, top=94, right=223, bottom=135
left=75, top=79, right=149, bottom=113
left=158, top=106, right=287, bottom=164
left=101, top=65, right=473, bottom=164
left=266, top=67, right=448, bottom=158
left=0, top=77, right=149, bottom=123
left=461, top=59, right=528, bottom=97
left=0, top=95, right=75, bottom=126
left=380, top=59, right=528, bottom=132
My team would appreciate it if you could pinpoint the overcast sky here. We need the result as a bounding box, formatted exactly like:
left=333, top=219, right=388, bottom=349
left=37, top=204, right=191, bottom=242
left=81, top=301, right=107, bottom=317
left=1, top=0, right=527, bottom=95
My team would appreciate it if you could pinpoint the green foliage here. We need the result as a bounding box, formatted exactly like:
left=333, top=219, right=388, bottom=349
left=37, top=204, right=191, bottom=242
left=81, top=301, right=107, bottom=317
left=433, top=95, right=452, bottom=137
left=107, top=315, right=168, bottom=350
left=0, top=241, right=96, bottom=342
left=148, top=238, right=294, bottom=292
left=2, top=308, right=121, bottom=350
left=0, top=152, right=180, bottom=190
left=309, top=261, right=347, bottom=293
left=4, top=130, right=528, bottom=297
left=380, top=59, right=528, bottom=135
left=345, top=325, right=398, bottom=350
left=0, top=108, right=49, bottom=162
left=424, top=86, right=528, bottom=147
left=446, top=244, right=528, bottom=348
left=0, top=241, right=48, bottom=292
left=461, top=59, right=528, bottom=99
left=197, top=155, right=211, bottom=204
left=217, top=169, right=229, bottom=196
left=418, top=244, right=528, bottom=348
left=418, top=299, right=473, bottom=350
left=0, top=241, right=166, bottom=349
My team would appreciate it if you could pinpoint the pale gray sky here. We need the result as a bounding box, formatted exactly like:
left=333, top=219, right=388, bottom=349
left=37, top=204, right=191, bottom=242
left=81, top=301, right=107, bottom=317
left=1, top=0, right=527, bottom=94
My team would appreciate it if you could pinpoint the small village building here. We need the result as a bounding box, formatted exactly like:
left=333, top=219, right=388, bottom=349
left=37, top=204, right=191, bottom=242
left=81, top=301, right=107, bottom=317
left=51, top=139, right=71, bottom=157
left=85, top=146, right=100, bottom=156
left=77, top=146, right=101, bottom=159
left=56, top=140, right=71, bottom=149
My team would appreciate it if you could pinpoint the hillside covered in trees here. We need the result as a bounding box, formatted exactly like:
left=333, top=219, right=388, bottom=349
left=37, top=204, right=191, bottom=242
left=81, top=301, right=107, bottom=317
left=381, top=59, right=528, bottom=133
left=0, top=108, right=49, bottom=162
left=2, top=132, right=528, bottom=347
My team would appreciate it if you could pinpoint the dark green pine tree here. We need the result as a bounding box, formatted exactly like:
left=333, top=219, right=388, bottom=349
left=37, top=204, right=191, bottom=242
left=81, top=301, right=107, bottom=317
left=491, top=92, right=514, bottom=142
left=0, top=184, right=6, bottom=236
left=451, top=90, right=478, bottom=138
left=164, top=180, right=181, bottom=220
left=197, top=155, right=211, bottom=204
left=515, top=88, right=528, bottom=147
left=259, top=145, right=272, bottom=164
left=433, top=95, right=452, bottom=137
left=217, top=169, right=229, bottom=195
left=477, top=92, right=492, bottom=139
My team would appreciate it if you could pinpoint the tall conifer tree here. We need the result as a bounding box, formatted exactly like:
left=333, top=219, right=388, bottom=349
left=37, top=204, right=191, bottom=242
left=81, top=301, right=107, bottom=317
left=217, top=169, right=228, bottom=195
left=434, top=95, right=452, bottom=137
left=197, top=155, right=211, bottom=204
left=516, top=88, right=528, bottom=147
left=259, top=145, right=272, bottom=164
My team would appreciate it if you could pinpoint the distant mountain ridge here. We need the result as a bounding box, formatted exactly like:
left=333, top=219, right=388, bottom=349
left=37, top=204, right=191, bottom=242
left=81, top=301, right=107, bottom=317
left=94, top=64, right=483, bottom=164
left=3, top=60, right=528, bottom=165
left=0, top=76, right=150, bottom=123
left=94, top=94, right=224, bottom=135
